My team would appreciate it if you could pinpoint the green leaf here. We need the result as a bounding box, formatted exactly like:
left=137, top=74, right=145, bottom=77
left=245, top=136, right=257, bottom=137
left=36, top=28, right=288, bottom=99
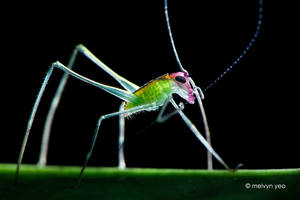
left=0, top=164, right=299, bottom=200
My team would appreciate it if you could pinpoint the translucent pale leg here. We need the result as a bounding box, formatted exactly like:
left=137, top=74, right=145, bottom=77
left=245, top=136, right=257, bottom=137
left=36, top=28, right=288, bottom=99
left=38, top=44, right=139, bottom=167
left=156, top=98, right=225, bottom=170
left=14, top=67, right=54, bottom=185
left=170, top=98, right=230, bottom=170
left=117, top=99, right=185, bottom=170
left=156, top=98, right=184, bottom=123
left=77, top=103, right=159, bottom=186
left=197, top=94, right=213, bottom=170
left=118, top=102, right=126, bottom=169
left=38, top=46, right=79, bottom=167
left=189, top=79, right=213, bottom=170
left=76, top=44, right=139, bottom=92
left=156, top=96, right=225, bottom=169
left=15, top=61, right=138, bottom=185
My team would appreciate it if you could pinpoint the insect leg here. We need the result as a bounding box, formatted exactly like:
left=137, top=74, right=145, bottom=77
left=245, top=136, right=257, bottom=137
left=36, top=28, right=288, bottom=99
left=15, top=66, right=54, bottom=185
left=74, top=44, right=139, bottom=92
left=170, top=98, right=230, bottom=170
left=77, top=103, right=159, bottom=186
left=189, top=78, right=213, bottom=170
left=39, top=45, right=141, bottom=166
left=38, top=46, right=80, bottom=167
left=156, top=98, right=185, bottom=123
left=17, top=61, right=137, bottom=185
left=118, top=102, right=126, bottom=169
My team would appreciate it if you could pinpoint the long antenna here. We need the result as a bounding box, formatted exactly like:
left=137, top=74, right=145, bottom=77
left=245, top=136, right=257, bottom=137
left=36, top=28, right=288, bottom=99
left=164, top=0, right=263, bottom=92
left=164, top=0, right=263, bottom=170
left=165, top=0, right=215, bottom=169
left=164, top=0, right=186, bottom=72
left=204, top=0, right=263, bottom=91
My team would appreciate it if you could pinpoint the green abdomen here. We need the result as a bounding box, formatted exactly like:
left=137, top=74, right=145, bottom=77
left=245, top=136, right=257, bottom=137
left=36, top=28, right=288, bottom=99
left=125, top=74, right=173, bottom=110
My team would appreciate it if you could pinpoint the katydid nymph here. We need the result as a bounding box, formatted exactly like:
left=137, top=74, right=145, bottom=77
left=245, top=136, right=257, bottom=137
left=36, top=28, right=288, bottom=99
left=14, top=0, right=263, bottom=186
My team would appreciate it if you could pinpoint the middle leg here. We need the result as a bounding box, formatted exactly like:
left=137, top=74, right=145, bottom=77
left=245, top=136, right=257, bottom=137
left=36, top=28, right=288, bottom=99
left=77, top=103, right=159, bottom=186
left=118, top=102, right=126, bottom=169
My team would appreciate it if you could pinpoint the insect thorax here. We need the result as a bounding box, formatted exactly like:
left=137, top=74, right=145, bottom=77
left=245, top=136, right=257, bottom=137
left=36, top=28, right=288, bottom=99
left=125, top=74, right=174, bottom=110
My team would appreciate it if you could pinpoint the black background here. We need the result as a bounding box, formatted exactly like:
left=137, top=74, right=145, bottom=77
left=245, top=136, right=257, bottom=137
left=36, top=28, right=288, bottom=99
left=1, top=1, right=299, bottom=170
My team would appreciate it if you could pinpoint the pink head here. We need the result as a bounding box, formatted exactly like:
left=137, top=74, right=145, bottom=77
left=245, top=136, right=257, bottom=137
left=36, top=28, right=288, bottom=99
left=170, top=72, right=195, bottom=104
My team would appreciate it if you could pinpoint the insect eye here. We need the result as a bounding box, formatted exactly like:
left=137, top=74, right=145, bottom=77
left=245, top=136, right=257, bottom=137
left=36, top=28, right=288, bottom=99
left=175, top=76, right=186, bottom=84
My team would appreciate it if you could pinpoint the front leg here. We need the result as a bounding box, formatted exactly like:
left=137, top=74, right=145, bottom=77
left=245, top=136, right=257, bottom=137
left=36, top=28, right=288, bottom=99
left=77, top=103, right=159, bottom=186
left=170, top=98, right=230, bottom=170
left=156, top=98, right=185, bottom=123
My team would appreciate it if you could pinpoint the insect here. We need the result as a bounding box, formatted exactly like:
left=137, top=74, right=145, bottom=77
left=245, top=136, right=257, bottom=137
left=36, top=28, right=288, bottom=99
left=15, top=0, right=263, bottom=186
